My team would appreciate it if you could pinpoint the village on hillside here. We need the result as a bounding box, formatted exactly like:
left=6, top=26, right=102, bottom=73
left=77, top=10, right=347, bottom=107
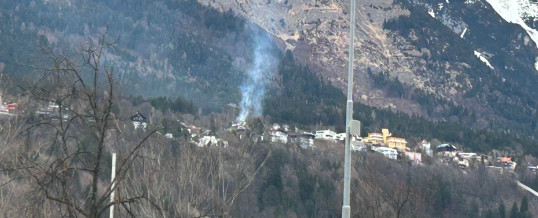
left=2, top=99, right=535, bottom=176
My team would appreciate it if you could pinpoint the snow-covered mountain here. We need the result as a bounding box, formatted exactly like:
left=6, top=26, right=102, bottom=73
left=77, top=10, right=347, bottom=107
left=485, top=0, right=538, bottom=69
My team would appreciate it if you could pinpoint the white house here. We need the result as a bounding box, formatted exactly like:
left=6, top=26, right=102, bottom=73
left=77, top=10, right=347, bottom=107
left=458, top=152, right=477, bottom=160
left=290, top=132, right=315, bottom=149
left=335, top=133, right=346, bottom=141
left=420, top=140, right=433, bottom=156
left=230, top=122, right=247, bottom=134
left=315, top=130, right=337, bottom=141
left=372, top=147, right=398, bottom=160
left=352, top=140, right=366, bottom=152
left=270, top=130, right=288, bottom=144
left=454, top=156, right=470, bottom=169
left=197, top=136, right=219, bottom=147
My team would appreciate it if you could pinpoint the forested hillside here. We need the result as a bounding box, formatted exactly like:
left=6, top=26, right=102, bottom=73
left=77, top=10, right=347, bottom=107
left=0, top=0, right=250, bottom=112
left=384, top=0, right=538, bottom=143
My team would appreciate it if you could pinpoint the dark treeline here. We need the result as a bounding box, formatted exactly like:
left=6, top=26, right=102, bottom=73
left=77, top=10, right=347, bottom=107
left=263, top=50, right=345, bottom=127
left=367, top=68, right=470, bottom=119
left=238, top=142, right=530, bottom=217
left=130, top=95, right=196, bottom=114
left=0, top=0, right=248, bottom=113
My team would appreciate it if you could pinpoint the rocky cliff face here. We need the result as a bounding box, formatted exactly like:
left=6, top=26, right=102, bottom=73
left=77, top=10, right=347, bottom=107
left=200, top=0, right=538, bottom=132
left=1, top=0, right=537, bottom=133
left=200, top=0, right=417, bottom=110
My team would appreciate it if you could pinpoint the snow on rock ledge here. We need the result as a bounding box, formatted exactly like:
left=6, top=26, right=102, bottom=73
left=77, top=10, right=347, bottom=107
left=474, top=50, right=494, bottom=70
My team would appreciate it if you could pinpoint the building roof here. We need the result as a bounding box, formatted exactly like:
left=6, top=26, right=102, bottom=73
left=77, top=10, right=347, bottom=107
left=436, top=144, right=457, bottom=151
left=499, top=157, right=512, bottom=162
left=130, top=112, right=146, bottom=122
left=387, top=136, right=407, bottom=143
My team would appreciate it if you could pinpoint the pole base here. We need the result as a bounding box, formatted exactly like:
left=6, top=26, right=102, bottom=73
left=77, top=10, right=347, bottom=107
left=342, top=205, right=350, bottom=218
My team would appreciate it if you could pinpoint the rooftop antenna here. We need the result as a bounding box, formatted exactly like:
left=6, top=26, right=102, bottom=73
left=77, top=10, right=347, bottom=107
left=342, top=0, right=360, bottom=217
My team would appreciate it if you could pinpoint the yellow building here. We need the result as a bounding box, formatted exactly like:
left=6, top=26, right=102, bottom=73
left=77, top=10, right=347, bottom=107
left=382, top=129, right=391, bottom=143
left=365, top=132, right=384, bottom=144
left=386, top=136, right=407, bottom=151
left=364, top=128, right=407, bottom=151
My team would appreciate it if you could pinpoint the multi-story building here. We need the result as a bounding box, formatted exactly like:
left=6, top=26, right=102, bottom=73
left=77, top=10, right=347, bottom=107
left=365, top=132, right=384, bottom=144
left=364, top=128, right=407, bottom=151
left=386, top=136, right=407, bottom=151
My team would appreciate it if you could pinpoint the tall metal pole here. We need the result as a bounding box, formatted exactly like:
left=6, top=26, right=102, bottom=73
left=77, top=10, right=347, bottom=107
left=110, top=153, right=116, bottom=218
left=342, top=0, right=355, bottom=217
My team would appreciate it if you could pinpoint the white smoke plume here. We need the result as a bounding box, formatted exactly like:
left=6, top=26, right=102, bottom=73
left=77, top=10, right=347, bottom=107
left=236, top=26, right=278, bottom=121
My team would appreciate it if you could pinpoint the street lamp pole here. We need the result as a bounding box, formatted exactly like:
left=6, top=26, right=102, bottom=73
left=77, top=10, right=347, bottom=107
left=342, top=0, right=355, bottom=217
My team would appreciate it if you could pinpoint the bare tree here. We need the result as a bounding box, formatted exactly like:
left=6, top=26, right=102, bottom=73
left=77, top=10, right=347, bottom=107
left=1, top=31, right=158, bottom=217
left=117, top=130, right=270, bottom=218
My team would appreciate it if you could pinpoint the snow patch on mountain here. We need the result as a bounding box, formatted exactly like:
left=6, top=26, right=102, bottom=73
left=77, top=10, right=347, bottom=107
left=486, top=0, right=538, bottom=71
left=460, top=27, right=467, bottom=38
left=428, top=8, right=436, bottom=18
left=486, top=0, right=538, bottom=47
left=474, top=50, right=494, bottom=70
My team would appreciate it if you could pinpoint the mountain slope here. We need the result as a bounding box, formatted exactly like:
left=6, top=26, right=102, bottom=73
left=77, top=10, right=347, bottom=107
left=0, top=0, right=252, bottom=112
left=200, top=0, right=538, bottom=137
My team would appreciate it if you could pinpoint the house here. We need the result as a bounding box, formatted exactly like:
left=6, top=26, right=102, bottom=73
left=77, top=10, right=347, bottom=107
left=436, top=144, right=458, bottom=157
left=196, top=136, right=228, bottom=147
left=405, top=151, right=422, bottom=165
left=6, top=102, right=17, bottom=112
left=386, top=137, right=407, bottom=151
left=130, top=112, right=147, bottom=130
left=352, top=143, right=367, bottom=152
left=315, top=130, right=337, bottom=141
left=458, top=153, right=477, bottom=160
left=372, top=147, right=398, bottom=160
left=232, top=121, right=247, bottom=131
left=497, top=157, right=517, bottom=170
left=352, top=139, right=366, bottom=152
left=270, top=130, right=288, bottom=144
left=187, top=125, right=201, bottom=135
left=335, top=133, right=346, bottom=141
left=48, top=101, right=59, bottom=111
left=364, top=129, right=407, bottom=150
left=290, top=132, right=315, bottom=148
left=364, top=133, right=383, bottom=144
left=335, top=133, right=362, bottom=142
left=454, top=156, right=469, bottom=169
left=165, top=133, right=173, bottom=139
left=420, top=140, right=433, bottom=156
left=196, top=136, right=218, bottom=147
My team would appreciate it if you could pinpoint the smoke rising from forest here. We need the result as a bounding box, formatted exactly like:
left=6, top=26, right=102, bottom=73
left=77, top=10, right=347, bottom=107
left=236, top=26, right=278, bottom=121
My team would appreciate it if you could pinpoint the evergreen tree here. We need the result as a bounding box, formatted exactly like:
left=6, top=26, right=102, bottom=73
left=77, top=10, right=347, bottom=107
left=533, top=176, right=538, bottom=191
left=485, top=210, right=495, bottom=218
left=509, top=202, right=519, bottom=218
left=520, top=196, right=528, bottom=213
left=499, top=202, right=506, bottom=218
left=468, top=200, right=479, bottom=218
left=519, top=196, right=531, bottom=218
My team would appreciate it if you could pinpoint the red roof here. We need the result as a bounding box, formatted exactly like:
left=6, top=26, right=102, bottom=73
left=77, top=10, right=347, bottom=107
left=499, top=157, right=511, bottom=162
